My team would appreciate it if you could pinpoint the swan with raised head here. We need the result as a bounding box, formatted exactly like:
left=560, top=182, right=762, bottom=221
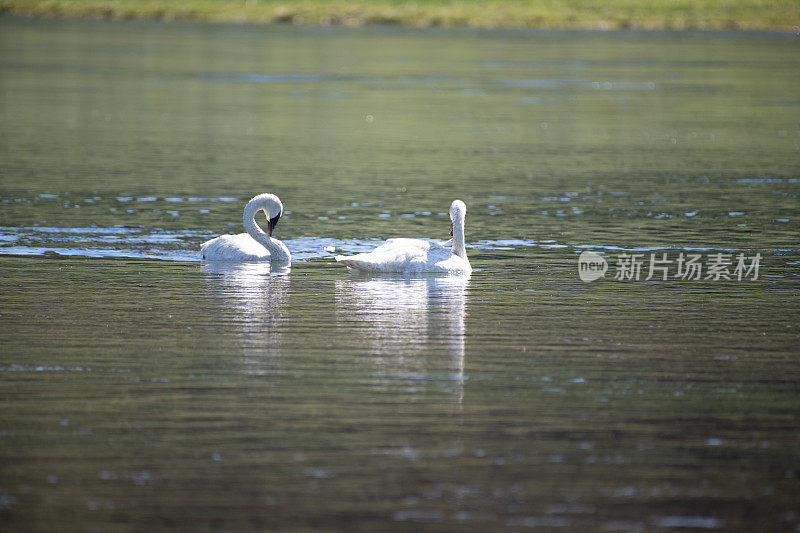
left=335, top=200, right=471, bottom=273
left=201, top=193, right=291, bottom=262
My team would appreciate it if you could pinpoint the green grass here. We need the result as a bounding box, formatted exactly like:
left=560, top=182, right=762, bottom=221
left=2, top=0, right=800, bottom=31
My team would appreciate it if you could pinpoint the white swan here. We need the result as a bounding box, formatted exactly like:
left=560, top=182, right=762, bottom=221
left=335, top=200, right=471, bottom=273
left=201, top=193, right=291, bottom=262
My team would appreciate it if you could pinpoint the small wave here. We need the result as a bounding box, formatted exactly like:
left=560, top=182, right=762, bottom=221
left=0, top=227, right=385, bottom=263
left=0, top=245, right=199, bottom=262
left=1, top=227, right=797, bottom=262
left=733, top=177, right=799, bottom=183
left=503, top=79, right=655, bottom=90
left=470, top=238, right=799, bottom=254
left=0, top=226, right=205, bottom=262
left=198, top=73, right=327, bottom=83
left=653, top=516, right=722, bottom=529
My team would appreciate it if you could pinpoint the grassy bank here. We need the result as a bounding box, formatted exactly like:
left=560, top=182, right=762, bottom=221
left=2, top=0, right=799, bottom=31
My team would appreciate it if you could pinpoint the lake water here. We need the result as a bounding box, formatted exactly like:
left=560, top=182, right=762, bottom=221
left=1, top=17, right=799, bottom=531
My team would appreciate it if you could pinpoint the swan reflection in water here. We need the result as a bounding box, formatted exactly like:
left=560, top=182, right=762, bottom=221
left=335, top=273, right=469, bottom=405
left=201, top=261, right=290, bottom=376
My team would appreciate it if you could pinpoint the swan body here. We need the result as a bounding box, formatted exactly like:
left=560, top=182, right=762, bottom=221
left=201, top=193, right=291, bottom=262
left=335, top=200, right=471, bottom=273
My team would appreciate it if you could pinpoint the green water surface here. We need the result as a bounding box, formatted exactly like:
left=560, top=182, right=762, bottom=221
left=1, top=18, right=799, bottom=531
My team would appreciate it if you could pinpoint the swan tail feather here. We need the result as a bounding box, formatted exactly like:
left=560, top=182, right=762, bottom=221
left=335, top=254, right=395, bottom=272
left=335, top=254, right=367, bottom=271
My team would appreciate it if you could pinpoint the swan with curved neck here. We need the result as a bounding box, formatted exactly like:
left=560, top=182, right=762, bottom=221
left=201, top=193, right=291, bottom=262
left=335, top=200, right=471, bottom=273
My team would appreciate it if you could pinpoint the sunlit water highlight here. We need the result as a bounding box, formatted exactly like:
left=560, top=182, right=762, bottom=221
left=2, top=225, right=797, bottom=275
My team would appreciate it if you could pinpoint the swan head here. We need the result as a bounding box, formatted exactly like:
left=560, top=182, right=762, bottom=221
left=246, top=193, right=284, bottom=236
left=267, top=210, right=281, bottom=236
left=449, top=199, right=467, bottom=236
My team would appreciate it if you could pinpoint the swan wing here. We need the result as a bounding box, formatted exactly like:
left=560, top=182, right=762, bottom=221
left=372, top=238, right=432, bottom=254
left=201, top=233, right=270, bottom=261
left=335, top=238, right=469, bottom=273
left=421, top=240, right=471, bottom=272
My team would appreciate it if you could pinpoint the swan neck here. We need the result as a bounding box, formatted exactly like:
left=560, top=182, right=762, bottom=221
left=451, top=216, right=467, bottom=260
left=243, top=199, right=291, bottom=261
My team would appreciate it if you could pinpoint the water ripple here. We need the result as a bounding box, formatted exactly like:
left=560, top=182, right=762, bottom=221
left=1, top=227, right=797, bottom=262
